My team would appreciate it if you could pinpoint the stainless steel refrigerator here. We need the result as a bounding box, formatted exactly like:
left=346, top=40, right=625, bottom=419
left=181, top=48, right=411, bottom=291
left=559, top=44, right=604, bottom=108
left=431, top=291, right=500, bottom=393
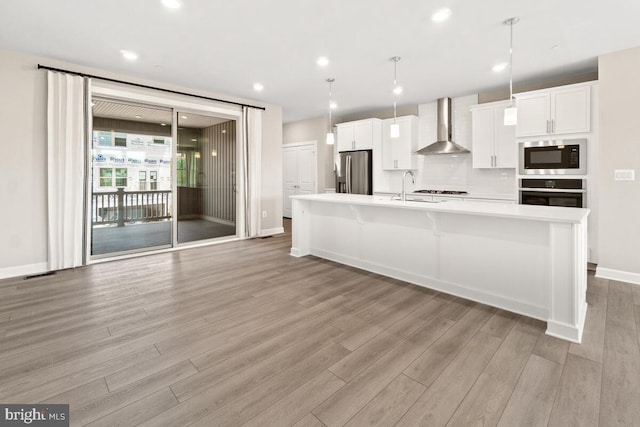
left=335, top=150, right=372, bottom=194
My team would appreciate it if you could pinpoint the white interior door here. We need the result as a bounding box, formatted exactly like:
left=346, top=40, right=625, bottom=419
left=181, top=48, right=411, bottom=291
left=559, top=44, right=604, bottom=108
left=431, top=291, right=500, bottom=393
left=283, top=142, right=317, bottom=218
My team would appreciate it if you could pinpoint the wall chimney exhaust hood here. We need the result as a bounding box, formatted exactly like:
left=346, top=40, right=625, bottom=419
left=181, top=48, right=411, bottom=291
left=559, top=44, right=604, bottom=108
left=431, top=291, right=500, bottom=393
left=416, top=97, right=470, bottom=155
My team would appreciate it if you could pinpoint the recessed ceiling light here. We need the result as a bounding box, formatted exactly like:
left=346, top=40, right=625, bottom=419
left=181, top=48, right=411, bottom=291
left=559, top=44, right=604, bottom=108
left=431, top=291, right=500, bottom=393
left=191, top=138, right=197, bottom=142
left=160, top=123, right=167, bottom=126
left=330, top=102, right=337, bottom=110
left=135, top=115, right=142, bottom=119
left=492, top=62, right=508, bottom=72
left=393, top=86, right=403, bottom=95
left=253, top=83, right=264, bottom=92
left=181, top=115, right=187, bottom=119
left=161, top=0, right=182, bottom=9
left=120, top=50, right=139, bottom=61
left=222, top=129, right=227, bottom=134
left=431, top=8, right=452, bottom=22
left=316, top=56, right=330, bottom=67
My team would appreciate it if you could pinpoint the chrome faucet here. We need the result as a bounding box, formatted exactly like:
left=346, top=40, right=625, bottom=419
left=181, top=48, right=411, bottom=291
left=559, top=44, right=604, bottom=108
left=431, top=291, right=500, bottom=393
left=401, top=170, right=415, bottom=201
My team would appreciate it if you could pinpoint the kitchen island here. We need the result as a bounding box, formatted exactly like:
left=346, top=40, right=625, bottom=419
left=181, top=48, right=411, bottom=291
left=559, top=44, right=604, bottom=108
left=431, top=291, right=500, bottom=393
left=290, top=193, right=589, bottom=343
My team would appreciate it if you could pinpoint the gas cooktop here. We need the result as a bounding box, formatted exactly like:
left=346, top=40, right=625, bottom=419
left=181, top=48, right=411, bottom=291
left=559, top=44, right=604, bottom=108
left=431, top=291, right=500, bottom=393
left=414, top=190, right=468, bottom=195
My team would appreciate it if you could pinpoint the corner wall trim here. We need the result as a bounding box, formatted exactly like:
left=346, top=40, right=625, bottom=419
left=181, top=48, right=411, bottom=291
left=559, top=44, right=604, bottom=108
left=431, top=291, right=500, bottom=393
left=0, top=262, right=49, bottom=280
left=595, top=266, right=640, bottom=286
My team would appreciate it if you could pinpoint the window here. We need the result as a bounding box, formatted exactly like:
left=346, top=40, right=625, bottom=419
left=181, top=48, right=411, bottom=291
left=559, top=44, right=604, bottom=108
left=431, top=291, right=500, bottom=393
left=149, top=171, right=158, bottom=190
left=115, top=168, right=128, bottom=187
left=138, top=171, right=147, bottom=190
left=114, top=133, right=127, bottom=147
left=99, top=168, right=112, bottom=187
left=96, top=131, right=112, bottom=147
left=99, top=168, right=128, bottom=187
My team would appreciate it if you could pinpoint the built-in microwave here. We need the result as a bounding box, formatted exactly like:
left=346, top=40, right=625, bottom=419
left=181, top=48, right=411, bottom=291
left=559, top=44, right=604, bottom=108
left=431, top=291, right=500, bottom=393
left=518, top=139, right=586, bottom=175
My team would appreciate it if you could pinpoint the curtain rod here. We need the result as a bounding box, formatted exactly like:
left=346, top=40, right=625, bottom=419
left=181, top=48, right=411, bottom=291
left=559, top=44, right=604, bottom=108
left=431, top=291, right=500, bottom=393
left=37, top=64, right=266, bottom=111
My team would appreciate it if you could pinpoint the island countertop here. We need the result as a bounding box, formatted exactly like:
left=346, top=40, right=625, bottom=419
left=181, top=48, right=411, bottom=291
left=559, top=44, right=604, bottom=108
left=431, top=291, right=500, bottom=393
left=290, top=192, right=589, bottom=343
left=291, top=193, right=589, bottom=224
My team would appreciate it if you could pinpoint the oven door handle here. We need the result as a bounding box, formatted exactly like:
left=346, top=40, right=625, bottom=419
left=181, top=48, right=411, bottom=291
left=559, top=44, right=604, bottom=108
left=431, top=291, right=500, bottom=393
left=518, top=188, right=586, bottom=193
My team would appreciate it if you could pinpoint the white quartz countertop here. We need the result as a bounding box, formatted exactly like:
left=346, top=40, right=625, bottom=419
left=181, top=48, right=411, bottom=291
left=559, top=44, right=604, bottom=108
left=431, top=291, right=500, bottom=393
left=291, top=193, right=589, bottom=223
left=374, top=191, right=517, bottom=201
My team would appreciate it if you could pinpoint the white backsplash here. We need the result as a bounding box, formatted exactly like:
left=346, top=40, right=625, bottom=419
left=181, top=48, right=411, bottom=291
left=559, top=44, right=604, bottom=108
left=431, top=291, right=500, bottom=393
left=374, top=94, right=516, bottom=196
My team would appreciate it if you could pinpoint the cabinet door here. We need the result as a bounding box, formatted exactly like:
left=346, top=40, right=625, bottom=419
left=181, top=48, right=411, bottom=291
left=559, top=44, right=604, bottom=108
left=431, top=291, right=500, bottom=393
left=471, top=107, right=495, bottom=168
left=382, top=118, right=416, bottom=170
left=354, top=121, right=373, bottom=150
left=381, top=120, right=396, bottom=169
left=551, top=86, right=590, bottom=135
left=515, top=93, right=550, bottom=137
left=494, top=104, right=517, bottom=168
left=337, top=125, right=354, bottom=152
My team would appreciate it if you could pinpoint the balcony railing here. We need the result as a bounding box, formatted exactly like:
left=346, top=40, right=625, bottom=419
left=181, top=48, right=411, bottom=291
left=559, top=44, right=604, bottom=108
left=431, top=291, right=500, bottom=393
left=92, top=188, right=172, bottom=226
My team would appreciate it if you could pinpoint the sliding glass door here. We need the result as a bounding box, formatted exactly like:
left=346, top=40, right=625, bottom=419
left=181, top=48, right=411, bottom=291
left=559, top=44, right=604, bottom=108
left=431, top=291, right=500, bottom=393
left=88, top=98, right=238, bottom=258
left=90, top=99, right=173, bottom=256
left=176, top=111, right=237, bottom=244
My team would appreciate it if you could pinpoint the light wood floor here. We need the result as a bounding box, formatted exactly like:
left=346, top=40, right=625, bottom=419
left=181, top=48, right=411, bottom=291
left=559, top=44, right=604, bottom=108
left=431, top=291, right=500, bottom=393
left=1, top=220, right=639, bottom=426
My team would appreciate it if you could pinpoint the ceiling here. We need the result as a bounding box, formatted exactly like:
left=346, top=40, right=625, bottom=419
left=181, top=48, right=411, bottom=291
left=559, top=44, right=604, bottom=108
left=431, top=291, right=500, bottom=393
left=93, top=99, right=229, bottom=128
left=2, top=1, right=640, bottom=123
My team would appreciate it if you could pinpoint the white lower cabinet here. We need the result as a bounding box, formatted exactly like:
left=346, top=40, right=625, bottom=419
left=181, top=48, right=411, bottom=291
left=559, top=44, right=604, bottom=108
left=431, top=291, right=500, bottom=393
left=381, top=115, right=419, bottom=170
left=471, top=101, right=516, bottom=169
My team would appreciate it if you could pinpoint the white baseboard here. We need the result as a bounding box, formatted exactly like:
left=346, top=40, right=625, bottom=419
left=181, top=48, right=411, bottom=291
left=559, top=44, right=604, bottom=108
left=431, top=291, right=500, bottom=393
left=0, top=262, right=49, bottom=280
left=595, top=267, right=640, bottom=286
left=260, top=227, right=284, bottom=237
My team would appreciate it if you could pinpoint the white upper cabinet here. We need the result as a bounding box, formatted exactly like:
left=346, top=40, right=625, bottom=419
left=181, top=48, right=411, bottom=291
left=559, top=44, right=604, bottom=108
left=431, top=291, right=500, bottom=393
left=515, top=83, right=591, bottom=138
left=471, top=101, right=516, bottom=169
left=381, top=115, right=419, bottom=170
left=336, top=118, right=381, bottom=152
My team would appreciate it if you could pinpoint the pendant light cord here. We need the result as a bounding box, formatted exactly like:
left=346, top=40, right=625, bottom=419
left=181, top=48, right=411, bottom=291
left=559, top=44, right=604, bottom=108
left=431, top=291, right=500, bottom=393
left=503, top=17, right=519, bottom=107
left=509, top=20, right=514, bottom=106
left=392, top=57, right=400, bottom=124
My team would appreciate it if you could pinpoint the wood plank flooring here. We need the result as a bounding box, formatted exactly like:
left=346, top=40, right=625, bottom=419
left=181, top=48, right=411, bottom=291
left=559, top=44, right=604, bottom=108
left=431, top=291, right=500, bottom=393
left=1, top=219, right=639, bottom=426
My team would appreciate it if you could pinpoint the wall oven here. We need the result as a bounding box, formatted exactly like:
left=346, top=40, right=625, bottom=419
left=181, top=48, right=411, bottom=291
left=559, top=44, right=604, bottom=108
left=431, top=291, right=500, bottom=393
left=519, top=138, right=587, bottom=175
left=519, top=179, right=586, bottom=208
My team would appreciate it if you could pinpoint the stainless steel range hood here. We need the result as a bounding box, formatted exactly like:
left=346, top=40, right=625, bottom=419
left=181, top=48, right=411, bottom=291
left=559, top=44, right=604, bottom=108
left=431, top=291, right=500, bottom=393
left=416, top=97, right=470, bottom=155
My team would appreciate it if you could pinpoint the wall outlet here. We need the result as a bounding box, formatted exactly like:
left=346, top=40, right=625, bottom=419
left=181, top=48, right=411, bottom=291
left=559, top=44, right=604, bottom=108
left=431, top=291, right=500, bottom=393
left=614, top=169, right=635, bottom=181
left=262, top=210, right=267, bottom=218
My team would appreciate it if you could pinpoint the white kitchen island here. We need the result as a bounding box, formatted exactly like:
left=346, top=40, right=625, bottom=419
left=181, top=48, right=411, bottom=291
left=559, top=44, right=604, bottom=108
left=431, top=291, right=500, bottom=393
left=290, top=193, right=589, bottom=343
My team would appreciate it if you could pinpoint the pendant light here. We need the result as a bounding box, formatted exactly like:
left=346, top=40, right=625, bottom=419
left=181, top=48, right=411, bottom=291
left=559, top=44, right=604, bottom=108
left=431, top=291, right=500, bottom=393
left=503, top=17, right=519, bottom=126
left=326, top=78, right=335, bottom=145
left=390, top=56, right=402, bottom=138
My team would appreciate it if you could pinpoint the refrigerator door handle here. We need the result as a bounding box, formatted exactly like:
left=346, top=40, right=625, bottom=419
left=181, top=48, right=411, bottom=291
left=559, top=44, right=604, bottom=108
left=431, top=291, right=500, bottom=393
left=346, top=155, right=352, bottom=193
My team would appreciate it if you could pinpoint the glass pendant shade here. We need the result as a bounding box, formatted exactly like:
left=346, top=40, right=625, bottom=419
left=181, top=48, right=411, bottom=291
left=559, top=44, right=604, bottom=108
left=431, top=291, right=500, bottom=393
left=390, top=123, right=400, bottom=138
left=326, top=132, right=335, bottom=145
left=504, top=106, right=517, bottom=126
left=326, top=78, right=335, bottom=145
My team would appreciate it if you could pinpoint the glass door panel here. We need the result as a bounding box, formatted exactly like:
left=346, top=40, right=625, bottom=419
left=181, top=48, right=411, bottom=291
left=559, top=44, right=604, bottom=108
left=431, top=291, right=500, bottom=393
left=90, top=99, right=173, bottom=256
left=176, top=112, right=236, bottom=243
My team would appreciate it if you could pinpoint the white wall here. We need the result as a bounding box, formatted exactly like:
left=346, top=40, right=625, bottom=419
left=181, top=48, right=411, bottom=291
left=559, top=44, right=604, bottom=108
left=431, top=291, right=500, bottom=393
left=0, top=49, right=48, bottom=277
left=283, top=116, right=333, bottom=191
left=597, top=46, right=640, bottom=283
left=0, top=47, right=283, bottom=278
